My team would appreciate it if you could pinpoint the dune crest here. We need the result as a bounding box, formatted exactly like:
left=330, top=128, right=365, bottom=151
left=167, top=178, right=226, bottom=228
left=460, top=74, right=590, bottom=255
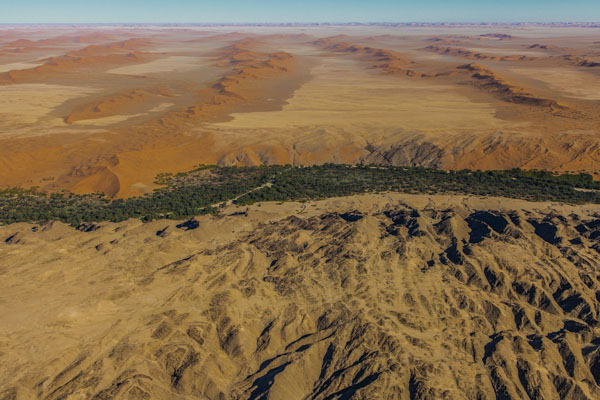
left=312, top=37, right=426, bottom=77
left=0, top=26, right=599, bottom=197
left=64, top=86, right=176, bottom=124
left=456, top=63, right=569, bottom=111
left=425, top=44, right=534, bottom=61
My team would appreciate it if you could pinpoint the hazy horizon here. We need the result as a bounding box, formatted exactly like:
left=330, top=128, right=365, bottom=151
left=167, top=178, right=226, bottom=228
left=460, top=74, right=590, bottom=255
left=4, top=0, right=600, bottom=24
left=1, top=22, right=599, bottom=26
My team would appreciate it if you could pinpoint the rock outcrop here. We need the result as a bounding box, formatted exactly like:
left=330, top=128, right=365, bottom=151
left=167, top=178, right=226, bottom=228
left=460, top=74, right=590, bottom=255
left=1, top=194, right=600, bottom=399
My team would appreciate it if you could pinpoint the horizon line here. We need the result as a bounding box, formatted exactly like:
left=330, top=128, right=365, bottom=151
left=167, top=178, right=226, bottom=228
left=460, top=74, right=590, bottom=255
left=1, top=21, right=599, bottom=26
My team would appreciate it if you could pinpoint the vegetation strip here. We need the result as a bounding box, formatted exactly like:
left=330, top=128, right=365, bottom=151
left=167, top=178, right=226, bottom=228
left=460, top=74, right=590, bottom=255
left=1, top=164, right=599, bottom=226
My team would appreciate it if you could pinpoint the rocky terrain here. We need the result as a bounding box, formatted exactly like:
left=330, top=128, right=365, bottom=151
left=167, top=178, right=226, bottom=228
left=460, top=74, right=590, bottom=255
left=2, top=193, right=600, bottom=399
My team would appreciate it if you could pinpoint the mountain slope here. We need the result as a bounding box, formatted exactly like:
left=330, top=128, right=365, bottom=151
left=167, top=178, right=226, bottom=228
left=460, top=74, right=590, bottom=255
left=1, top=194, right=600, bottom=399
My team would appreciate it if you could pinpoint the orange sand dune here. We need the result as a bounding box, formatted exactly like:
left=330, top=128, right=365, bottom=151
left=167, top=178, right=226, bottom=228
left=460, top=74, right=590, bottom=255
left=57, top=40, right=301, bottom=197
left=425, top=45, right=534, bottom=61
left=2, top=32, right=124, bottom=48
left=64, top=86, right=176, bottom=124
left=313, top=37, right=425, bottom=77
left=67, top=38, right=154, bottom=57
left=0, top=51, right=157, bottom=83
left=0, top=46, right=63, bottom=55
left=70, top=165, right=120, bottom=197
left=261, top=33, right=313, bottom=41
left=456, top=63, right=569, bottom=111
left=3, top=39, right=45, bottom=48
left=0, top=27, right=599, bottom=198
left=160, top=39, right=299, bottom=126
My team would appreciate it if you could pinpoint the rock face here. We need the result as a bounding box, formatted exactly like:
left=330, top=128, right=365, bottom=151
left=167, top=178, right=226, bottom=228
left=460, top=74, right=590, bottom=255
left=1, top=194, right=600, bottom=399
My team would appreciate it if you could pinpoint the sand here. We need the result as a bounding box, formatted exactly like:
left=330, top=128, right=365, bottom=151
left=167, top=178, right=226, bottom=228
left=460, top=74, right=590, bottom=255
left=106, top=56, right=205, bottom=75
left=0, top=26, right=598, bottom=196
left=510, top=67, right=600, bottom=100
left=2, top=193, right=600, bottom=398
left=216, top=56, right=508, bottom=132
left=0, top=83, right=98, bottom=130
left=0, top=62, right=43, bottom=72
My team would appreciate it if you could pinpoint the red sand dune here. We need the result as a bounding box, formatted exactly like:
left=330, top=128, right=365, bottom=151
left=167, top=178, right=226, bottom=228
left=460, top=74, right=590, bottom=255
left=0, top=51, right=158, bottom=84
left=64, top=86, right=177, bottom=124
left=312, top=37, right=425, bottom=76
left=67, top=38, right=153, bottom=56
left=456, top=63, right=569, bottom=111
left=425, top=45, right=534, bottom=61
left=0, top=28, right=599, bottom=199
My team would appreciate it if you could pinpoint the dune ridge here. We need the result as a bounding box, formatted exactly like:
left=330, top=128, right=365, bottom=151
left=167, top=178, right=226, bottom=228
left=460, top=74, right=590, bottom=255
left=165, top=39, right=299, bottom=124
left=312, top=37, right=427, bottom=77
left=64, top=86, right=176, bottom=124
left=55, top=39, right=301, bottom=197
left=425, top=44, right=534, bottom=61
left=0, top=27, right=599, bottom=198
left=0, top=52, right=157, bottom=84
left=456, top=63, right=569, bottom=110
left=0, top=38, right=157, bottom=84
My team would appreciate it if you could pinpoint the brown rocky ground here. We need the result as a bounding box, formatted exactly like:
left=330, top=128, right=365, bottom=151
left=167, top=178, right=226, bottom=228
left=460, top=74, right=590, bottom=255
left=2, top=193, right=600, bottom=399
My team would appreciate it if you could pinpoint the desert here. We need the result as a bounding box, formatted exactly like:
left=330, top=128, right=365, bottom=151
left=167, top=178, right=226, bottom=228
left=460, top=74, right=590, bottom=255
left=2, top=20, right=600, bottom=400
left=0, top=25, right=599, bottom=197
left=3, top=192, right=600, bottom=399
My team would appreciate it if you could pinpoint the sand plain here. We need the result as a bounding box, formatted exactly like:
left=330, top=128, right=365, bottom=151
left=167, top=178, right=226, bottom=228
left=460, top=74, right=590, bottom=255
left=510, top=67, right=600, bottom=100
left=0, top=25, right=599, bottom=196
left=215, top=56, right=508, bottom=132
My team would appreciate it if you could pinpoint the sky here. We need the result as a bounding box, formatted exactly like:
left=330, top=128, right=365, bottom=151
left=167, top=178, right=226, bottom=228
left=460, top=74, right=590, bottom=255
left=2, top=0, right=600, bottom=24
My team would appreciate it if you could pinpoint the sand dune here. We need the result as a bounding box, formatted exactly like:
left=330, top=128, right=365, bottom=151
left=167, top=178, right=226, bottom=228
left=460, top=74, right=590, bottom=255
left=215, top=56, right=507, bottom=132
left=70, top=165, right=121, bottom=196
left=425, top=44, right=534, bottom=61
left=2, top=32, right=124, bottom=48
left=0, top=83, right=99, bottom=129
left=0, top=62, right=43, bottom=72
left=57, top=39, right=301, bottom=197
left=106, top=56, right=203, bottom=75
left=456, top=63, right=567, bottom=110
left=0, top=52, right=157, bottom=84
left=161, top=39, right=300, bottom=125
left=66, top=38, right=153, bottom=56
left=510, top=67, right=600, bottom=100
left=0, top=26, right=598, bottom=197
left=1, top=27, right=600, bottom=399
left=64, top=87, right=176, bottom=124
left=313, top=37, right=424, bottom=76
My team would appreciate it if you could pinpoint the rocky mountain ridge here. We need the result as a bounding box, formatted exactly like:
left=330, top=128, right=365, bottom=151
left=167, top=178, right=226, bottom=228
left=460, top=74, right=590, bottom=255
left=1, top=193, right=600, bottom=399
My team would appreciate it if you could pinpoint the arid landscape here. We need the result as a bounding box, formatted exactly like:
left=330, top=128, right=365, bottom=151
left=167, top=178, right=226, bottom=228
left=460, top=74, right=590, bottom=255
left=3, top=194, right=600, bottom=399
left=0, top=24, right=599, bottom=197
left=2, top=21, right=600, bottom=400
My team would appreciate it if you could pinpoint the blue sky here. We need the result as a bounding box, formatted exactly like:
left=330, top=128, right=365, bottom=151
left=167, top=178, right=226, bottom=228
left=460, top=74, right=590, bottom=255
left=2, top=0, right=600, bottom=23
